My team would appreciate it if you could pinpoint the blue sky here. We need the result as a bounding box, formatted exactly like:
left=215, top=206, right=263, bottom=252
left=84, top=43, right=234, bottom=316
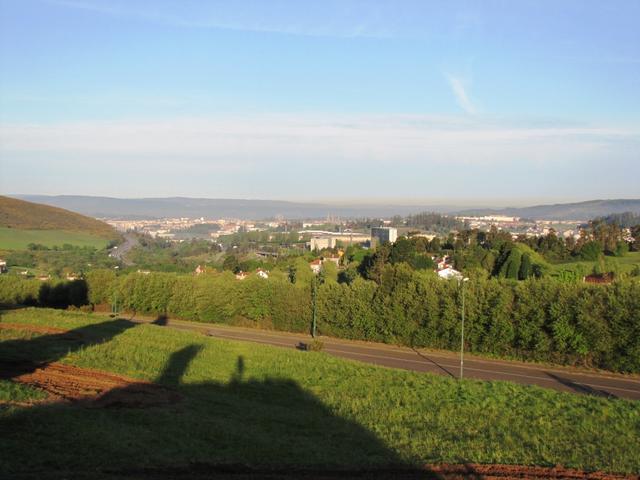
left=0, top=0, right=638, bottom=204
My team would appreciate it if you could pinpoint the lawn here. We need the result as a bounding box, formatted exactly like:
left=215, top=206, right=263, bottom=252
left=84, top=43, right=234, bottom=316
left=1, top=308, right=639, bottom=477
left=0, top=226, right=109, bottom=250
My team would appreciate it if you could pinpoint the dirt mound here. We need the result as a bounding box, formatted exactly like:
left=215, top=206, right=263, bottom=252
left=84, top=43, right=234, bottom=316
left=2, top=362, right=181, bottom=408
left=0, top=322, right=71, bottom=334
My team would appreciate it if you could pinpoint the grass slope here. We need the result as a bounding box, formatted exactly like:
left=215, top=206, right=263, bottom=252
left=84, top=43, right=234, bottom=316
left=550, top=251, right=640, bottom=277
left=1, top=308, right=639, bottom=477
left=0, top=226, right=110, bottom=250
left=0, top=196, right=118, bottom=248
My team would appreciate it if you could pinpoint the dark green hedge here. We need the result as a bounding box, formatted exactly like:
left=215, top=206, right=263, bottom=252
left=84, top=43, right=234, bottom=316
left=2, top=267, right=639, bottom=373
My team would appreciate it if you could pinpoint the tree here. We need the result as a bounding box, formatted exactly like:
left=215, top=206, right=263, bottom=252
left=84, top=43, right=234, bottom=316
left=222, top=254, right=239, bottom=273
left=288, top=264, right=297, bottom=284
left=518, top=253, right=532, bottom=280
left=578, top=241, right=602, bottom=261
left=320, top=261, right=338, bottom=283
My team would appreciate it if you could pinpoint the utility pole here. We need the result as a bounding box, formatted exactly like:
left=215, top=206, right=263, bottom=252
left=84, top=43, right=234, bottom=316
left=311, top=276, right=317, bottom=338
left=459, top=277, right=469, bottom=379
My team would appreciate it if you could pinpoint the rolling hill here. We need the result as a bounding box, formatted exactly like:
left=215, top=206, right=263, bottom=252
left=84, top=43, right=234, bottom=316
left=455, top=199, right=640, bottom=220
left=0, top=196, right=119, bottom=249
left=12, top=195, right=640, bottom=221
left=13, top=195, right=458, bottom=219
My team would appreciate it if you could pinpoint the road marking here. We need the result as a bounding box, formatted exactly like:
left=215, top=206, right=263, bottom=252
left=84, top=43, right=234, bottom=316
left=206, top=331, right=640, bottom=397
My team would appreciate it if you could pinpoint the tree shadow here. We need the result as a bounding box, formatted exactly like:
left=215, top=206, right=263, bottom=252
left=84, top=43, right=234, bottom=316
left=37, top=280, right=88, bottom=309
left=0, top=320, right=460, bottom=479
left=544, top=372, right=618, bottom=399
left=0, top=316, right=136, bottom=380
left=152, top=314, right=169, bottom=326
left=410, top=348, right=456, bottom=379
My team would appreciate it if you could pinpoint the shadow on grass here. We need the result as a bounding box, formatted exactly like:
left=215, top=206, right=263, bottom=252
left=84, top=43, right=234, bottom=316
left=0, top=316, right=136, bottom=379
left=0, top=316, right=487, bottom=479
left=544, top=372, right=618, bottom=399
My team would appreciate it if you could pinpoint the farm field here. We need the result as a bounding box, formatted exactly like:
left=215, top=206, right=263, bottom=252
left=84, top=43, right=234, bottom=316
left=0, top=226, right=110, bottom=250
left=0, top=308, right=639, bottom=478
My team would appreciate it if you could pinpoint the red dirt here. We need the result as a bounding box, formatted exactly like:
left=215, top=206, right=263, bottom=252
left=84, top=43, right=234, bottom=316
left=3, top=362, right=181, bottom=408
left=111, top=463, right=637, bottom=479
left=0, top=322, right=71, bottom=334
left=426, top=463, right=636, bottom=479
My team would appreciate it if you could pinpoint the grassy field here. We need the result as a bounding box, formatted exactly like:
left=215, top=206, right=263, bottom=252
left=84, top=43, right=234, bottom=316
left=550, top=251, right=640, bottom=277
left=1, top=308, right=639, bottom=477
left=0, top=226, right=110, bottom=250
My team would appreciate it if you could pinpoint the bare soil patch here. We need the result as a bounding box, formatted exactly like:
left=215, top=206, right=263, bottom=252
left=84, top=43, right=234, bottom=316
left=107, top=463, right=637, bottom=479
left=1, top=361, right=181, bottom=408
left=0, top=322, right=71, bottom=335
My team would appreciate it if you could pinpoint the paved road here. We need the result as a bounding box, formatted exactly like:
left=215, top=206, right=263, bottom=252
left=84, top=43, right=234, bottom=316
left=134, top=316, right=640, bottom=401
left=108, top=233, right=138, bottom=266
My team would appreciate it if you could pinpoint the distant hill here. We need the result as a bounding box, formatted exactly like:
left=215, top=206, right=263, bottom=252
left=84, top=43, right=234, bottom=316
left=455, top=199, right=640, bottom=221
left=9, top=195, right=639, bottom=222
left=13, top=195, right=458, bottom=220
left=0, top=196, right=118, bottom=240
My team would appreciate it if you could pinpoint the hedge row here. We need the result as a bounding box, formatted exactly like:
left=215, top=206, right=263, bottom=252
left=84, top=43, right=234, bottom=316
left=2, top=267, right=639, bottom=373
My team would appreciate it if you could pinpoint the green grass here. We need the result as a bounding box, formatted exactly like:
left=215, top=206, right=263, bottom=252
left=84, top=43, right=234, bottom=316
left=1, top=308, right=639, bottom=477
left=0, top=226, right=109, bottom=250
left=0, top=380, right=48, bottom=403
left=549, top=251, right=640, bottom=277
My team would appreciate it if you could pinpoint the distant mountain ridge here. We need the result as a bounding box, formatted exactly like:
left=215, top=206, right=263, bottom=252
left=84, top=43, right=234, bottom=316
left=9, top=195, right=640, bottom=221
left=12, top=195, right=458, bottom=220
left=0, top=196, right=118, bottom=239
left=455, top=199, right=640, bottom=221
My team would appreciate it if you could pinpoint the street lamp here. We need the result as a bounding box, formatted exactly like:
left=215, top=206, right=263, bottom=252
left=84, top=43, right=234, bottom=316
left=311, top=276, right=318, bottom=338
left=458, top=276, right=469, bottom=379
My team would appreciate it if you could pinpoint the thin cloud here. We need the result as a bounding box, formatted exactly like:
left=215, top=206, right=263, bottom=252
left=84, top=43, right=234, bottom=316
left=1, top=114, right=635, bottom=166
left=446, top=74, right=477, bottom=115
left=44, top=0, right=392, bottom=39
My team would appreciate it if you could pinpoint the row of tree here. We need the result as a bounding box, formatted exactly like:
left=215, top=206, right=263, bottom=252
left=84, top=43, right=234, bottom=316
left=2, top=268, right=638, bottom=373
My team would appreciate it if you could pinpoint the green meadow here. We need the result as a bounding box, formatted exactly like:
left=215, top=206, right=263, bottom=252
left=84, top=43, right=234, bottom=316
left=0, top=226, right=109, bottom=250
left=0, top=308, right=639, bottom=478
left=550, top=251, right=640, bottom=278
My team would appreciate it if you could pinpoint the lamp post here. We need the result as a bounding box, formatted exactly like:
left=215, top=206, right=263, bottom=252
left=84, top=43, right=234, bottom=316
left=311, top=276, right=318, bottom=338
left=459, top=277, right=469, bottom=379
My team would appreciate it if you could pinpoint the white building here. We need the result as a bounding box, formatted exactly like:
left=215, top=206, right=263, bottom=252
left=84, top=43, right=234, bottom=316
left=308, top=236, right=337, bottom=251
left=437, top=267, right=464, bottom=280
left=256, top=269, right=269, bottom=279
left=371, top=227, right=398, bottom=245
left=309, top=259, right=323, bottom=274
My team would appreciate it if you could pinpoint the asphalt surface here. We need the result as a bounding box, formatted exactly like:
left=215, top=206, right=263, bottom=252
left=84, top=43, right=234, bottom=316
left=137, top=316, right=640, bottom=401
left=108, top=233, right=137, bottom=266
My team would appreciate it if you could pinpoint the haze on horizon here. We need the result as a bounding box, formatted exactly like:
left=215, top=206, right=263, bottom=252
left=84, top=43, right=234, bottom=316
left=1, top=0, right=639, bottom=202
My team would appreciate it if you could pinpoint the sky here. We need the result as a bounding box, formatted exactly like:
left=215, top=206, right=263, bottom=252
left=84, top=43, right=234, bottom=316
left=0, top=0, right=639, bottom=205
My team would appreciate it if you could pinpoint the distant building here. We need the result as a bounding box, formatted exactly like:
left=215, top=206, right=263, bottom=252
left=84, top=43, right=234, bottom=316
left=308, top=236, right=337, bottom=251
left=437, top=267, right=463, bottom=280
left=371, top=227, right=397, bottom=245
left=309, top=259, right=323, bottom=274
left=435, top=256, right=451, bottom=271
left=324, top=255, right=341, bottom=267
